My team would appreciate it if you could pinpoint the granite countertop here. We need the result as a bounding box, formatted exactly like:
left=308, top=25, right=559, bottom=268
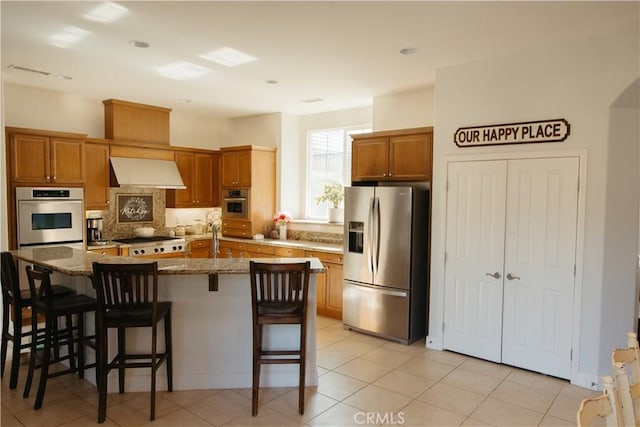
left=214, top=235, right=343, bottom=254
left=12, top=246, right=326, bottom=277
left=86, top=235, right=343, bottom=254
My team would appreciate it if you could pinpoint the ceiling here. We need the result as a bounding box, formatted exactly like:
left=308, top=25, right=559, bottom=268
left=2, top=1, right=638, bottom=120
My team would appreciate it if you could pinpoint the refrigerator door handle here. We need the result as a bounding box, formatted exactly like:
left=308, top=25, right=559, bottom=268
left=372, top=197, right=381, bottom=274
left=367, top=196, right=374, bottom=274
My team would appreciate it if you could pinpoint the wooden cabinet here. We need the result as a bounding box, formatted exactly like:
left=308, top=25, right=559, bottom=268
left=188, top=239, right=212, bottom=258
left=221, top=150, right=252, bottom=187
left=218, top=240, right=274, bottom=258
left=167, top=150, right=220, bottom=208
left=7, top=127, right=86, bottom=185
left=351, top=127, right=433, bottom=182
left=86, top=247, right=119, bottom=256
left=306, top=250, right=344, bottom=319
left=103, top=99, right=171, bottom=145
left=84, top=139, right=111, bottom=210
left=220, top=146, right=276, bottom=238
left=274, top=247, right=305, bottom=257
left=221, top=219, right=254, bottom=239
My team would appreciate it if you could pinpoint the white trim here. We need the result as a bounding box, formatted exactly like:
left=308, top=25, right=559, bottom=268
left=432, top=149, right=587, bottom=386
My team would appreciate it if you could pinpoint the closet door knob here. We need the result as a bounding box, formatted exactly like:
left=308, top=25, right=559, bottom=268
left=485, top=272, right=501, bottom=279
left=506, top=273, right=520, bottom=281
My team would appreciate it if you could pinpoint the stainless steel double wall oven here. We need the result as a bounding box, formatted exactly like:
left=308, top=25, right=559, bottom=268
left=16, top=187, right=84, bottom=248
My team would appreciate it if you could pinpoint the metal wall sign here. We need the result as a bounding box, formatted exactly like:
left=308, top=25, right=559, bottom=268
left=454, top=118, right=570, bottom=147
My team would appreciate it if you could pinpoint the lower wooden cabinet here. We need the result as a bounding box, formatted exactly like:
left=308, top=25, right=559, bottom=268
left=86, top=247, right=119, bottom=256
left=306, top=250, right=343, bottom=320
left=188, top=239, right=212, bottom=258
left=218, top=240, right=274, bottom=258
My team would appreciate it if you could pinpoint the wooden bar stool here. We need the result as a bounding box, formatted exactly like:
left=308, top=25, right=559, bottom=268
left=249, top=261, right=310, bottom=416
left=91, top=262, right=173, bottom=423
left=0, top=251, right=75, bottom=390
left=23, top=266, right=96, bottom=409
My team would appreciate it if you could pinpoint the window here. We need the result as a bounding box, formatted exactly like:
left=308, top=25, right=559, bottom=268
left=306, top=126, right=371, bottom=219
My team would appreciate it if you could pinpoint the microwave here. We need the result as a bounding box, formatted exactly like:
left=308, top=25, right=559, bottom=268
left=222, top=189, right=249, bottom=218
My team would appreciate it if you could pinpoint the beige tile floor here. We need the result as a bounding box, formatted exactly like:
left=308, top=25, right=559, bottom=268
left=1, top=316, right=598, bottom=426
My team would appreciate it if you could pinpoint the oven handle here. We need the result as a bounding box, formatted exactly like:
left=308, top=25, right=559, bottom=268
left=17, top=200, right=83, bottom=205
left=223, top=197, right=247, bottom=202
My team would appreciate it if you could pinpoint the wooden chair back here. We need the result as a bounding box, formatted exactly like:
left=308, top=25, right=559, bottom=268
left=91, top=262, right=160, bottom=317
left=24, top=266, right=54, bottom=309
left=611, top=332, right=640, bottom=426
left=1, top=252, right=22, bottom=306
left=577, top=375, right=623, bottom=426
left=249, top=261, right=311, bottom=324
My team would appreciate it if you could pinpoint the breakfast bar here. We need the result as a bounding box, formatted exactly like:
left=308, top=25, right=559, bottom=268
left=11, top=246, right=323, bottom=393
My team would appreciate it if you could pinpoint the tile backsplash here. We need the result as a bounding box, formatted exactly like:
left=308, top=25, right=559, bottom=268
left=86, top=188, right=340, bottom=244
left=86, top=188, right=222, bottom=240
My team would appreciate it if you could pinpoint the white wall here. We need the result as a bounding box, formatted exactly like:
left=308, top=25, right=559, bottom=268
left=226, top=113, right=281, bottom=148
left=279, top=114, right=301, bottom=216
left=373, top=86, right=434, bottom=131
left=1, top=78, right=7, bottom=251
left=4, top=84, right=103, bottom=136
left=170, top=111, right=230, bottom=150
left=3, top=83, right=227, bottom=147
left=430, top=24, right=639, bottom=386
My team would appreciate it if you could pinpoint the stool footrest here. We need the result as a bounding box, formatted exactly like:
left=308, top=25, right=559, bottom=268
left=258, top=358, right=302, bottom=365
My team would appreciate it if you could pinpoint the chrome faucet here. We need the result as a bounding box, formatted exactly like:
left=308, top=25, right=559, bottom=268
left=212, top=224, right=220, bottom=259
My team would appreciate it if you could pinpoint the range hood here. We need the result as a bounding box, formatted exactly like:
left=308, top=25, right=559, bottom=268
left=110, top=157, right=186, bottom=189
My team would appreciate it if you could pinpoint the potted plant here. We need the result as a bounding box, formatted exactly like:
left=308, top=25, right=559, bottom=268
left=315, top=183, right=344, bottom=223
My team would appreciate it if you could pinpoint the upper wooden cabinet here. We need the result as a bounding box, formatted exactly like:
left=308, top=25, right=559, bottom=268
left=220, top=146, right=276, bottom=238
left=7, top=127, right=86, bottom=185
left=221, top=149, right=252, bottom=187
left=167, top=150, right=220, bottom=208
left=103, top=99, right=171, bottom=145
left=351, top=127, right=433, bottom=182
left=84, top=139, right=111, bottom=210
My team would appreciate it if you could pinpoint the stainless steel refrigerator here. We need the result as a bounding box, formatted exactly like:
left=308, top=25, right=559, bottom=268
left=343, top=185, right=429, bottom=344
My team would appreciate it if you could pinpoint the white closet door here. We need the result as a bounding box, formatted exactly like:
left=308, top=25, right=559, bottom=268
left=501, top=157, right=579, bottom=378
left=444, top=160, right=507, bottom=362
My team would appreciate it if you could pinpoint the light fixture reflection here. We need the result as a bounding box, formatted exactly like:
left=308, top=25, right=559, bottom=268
left=199, top=47, right=257, bottom=67
left=84, top=2, right=128, bottom=23
left=49, top=26, right=90, bottom=48
left=156, top=61, right=210, bottom=80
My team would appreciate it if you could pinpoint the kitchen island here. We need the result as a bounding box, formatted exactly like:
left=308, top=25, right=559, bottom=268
left=12, top=246, right=324, bottom=392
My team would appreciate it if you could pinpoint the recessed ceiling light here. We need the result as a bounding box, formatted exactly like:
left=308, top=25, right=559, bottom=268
left=266, top=80, right=278, bottom=85
left=56, top=75, right=73, bottom=80
left=129, top=40, right=149, bottom=48
left=301, top=98, right=324, bottom=104
left=49, top=26, right=91, bottom=48
left=400, top=48, right=418, bottom=55
left=199, top=47, right=258, bottom=67
left=84, top=2, right=128, bottom=23
left=156, top=61, right=210, bottom=80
